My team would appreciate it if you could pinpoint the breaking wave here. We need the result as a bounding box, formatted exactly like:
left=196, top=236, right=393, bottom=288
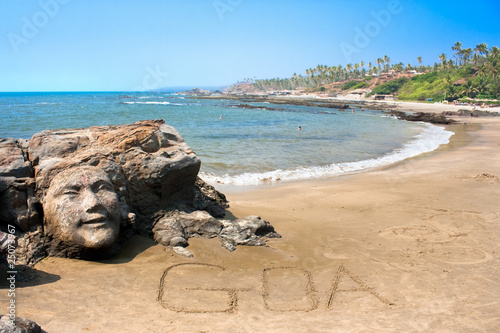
left=199, top=123, right=453, bottom=186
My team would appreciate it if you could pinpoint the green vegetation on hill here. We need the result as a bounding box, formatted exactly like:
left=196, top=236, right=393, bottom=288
left=342, top=81, right=359, bottom=90
left=244, top=42, right=500, bottom=102
left=397, top=59, right=500, bottom=102
left=369, top=78, right=408, bottom=96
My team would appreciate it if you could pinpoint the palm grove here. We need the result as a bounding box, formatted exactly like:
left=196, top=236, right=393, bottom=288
left=247, top=43, right=500, bottom=102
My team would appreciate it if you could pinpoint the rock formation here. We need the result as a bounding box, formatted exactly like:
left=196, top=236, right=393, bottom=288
left=0, top=315, right=42, bottom=333
left=0, top=120, right=279, bottom=265
left=176, top=88, right=211, bottom=96
left=388, top=111, right=456, bottom=124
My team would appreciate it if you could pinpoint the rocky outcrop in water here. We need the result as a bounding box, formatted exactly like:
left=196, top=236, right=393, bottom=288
left=0, top=120, right=278, bottom=265
left=388, top=111, right=456, bottom=124
left=176, top=88, right=211, bottom=96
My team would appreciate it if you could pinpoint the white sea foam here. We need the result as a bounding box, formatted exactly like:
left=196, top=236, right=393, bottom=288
left=199, top=124, right=454, bottom=186
left=124, top=101, right=184, bottom=106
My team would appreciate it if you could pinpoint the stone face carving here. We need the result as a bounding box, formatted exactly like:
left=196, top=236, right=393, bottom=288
left=43, top=166, right=122, bottom=252
left=0, top=120, right=279, bottom=264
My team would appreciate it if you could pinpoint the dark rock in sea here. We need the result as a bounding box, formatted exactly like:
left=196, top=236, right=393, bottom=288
left=188, top=95, right=350, bottom=109
left=228, top=103, right=286, bottom=111
left=0, top=120, right=277, bottom=264
left=443, top=109, right=500, bottom=118
left=0, top=315, right=43, bottom=333
left=177, top=88, right=211, bottom=96
left=389, top=111, right=456, bottom=124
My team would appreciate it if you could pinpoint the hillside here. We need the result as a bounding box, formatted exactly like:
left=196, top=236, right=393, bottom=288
left=231, top=42, right=500, bottom=103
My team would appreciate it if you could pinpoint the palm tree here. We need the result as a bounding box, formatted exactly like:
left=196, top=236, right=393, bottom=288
left=477, top=64, right=489, bottom=77
left=354, top=63, right=360, bottom=79
left=417, top=56, right=423, bottom=65
left=475, top=43, right=488, bottom=57
left=489, top=46, right=500, bottom=59
left=462, top=48, right=473, bottom=65
left=486, top=56, right=499, bottom=79
left=439, top=53, right=447, bottom=69
left=447, top=59, right=455, bottom=70
left=452, top=41, right=463, bottom=66
left=461, top=79, right=478, bottom=98
left=383, top=55, right=390, bottom=72
left=445, top=74, right=453, bottom=87
left=393, top=63, right=403, bottom=72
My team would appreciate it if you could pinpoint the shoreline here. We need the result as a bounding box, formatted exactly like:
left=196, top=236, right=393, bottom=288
left=190, top=93, right=500, bottom=115
left=200, top=98, right=464, bottom=190
left=5, top=102, right=500, bottom=332
left=215, top=120, right=473, bottom=195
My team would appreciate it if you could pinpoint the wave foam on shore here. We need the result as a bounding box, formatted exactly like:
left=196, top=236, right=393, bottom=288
left=123, top=101, right=184, bottom=106
left=200, top=124, right=454, bottom=186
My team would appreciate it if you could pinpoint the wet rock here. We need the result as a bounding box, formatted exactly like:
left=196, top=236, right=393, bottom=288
left=389, top=111, right=456, bottom=124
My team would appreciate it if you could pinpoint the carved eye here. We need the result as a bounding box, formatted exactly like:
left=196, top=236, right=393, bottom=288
left=96, top=183, right=114, bottom=192
left=63, top=188, right=80, bottom=196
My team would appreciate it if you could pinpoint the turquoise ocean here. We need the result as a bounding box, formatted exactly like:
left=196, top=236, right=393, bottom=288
left=0, top=92, right=453, bottom=186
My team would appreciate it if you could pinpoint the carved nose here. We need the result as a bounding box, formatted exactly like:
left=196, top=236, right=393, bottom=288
left=82, top=188, right=104, bottom=213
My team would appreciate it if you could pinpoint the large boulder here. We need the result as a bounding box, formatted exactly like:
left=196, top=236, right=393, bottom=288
left=0, top=120, right=277, bottom=264
left=0, top=139, right=38, bottom=232
left=28, top=120, right=201, bottom=215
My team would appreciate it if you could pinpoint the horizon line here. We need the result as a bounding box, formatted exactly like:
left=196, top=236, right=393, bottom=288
left=0, top=85, right=231, bottom=94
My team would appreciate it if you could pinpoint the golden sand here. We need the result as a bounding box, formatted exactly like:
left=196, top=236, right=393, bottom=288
left=5, top=103, right=500, bottom=332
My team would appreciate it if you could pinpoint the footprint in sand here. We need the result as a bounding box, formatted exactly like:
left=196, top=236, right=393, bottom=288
left=422, top=210, right=494, bottom=235
left=426, top=245, right=493, bottom=265
left=378, top=225, right=451, bottom=243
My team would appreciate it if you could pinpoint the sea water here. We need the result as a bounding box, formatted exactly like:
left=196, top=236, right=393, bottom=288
left=0, top=92, right=453, bottom=186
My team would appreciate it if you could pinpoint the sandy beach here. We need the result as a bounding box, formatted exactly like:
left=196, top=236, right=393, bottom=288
left=3, top=102, right=500, bottom=332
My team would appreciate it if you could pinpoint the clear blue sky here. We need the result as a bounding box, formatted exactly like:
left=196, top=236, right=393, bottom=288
left=1, top=0, right=499, bottom=92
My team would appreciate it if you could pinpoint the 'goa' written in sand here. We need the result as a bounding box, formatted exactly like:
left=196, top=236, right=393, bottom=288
left=157, top=263, right=394, bottom=314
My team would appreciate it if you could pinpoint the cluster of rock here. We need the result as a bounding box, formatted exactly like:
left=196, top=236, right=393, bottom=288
left=176, top=88, right=212, bottom=96
left=443, top=109, right=500, bottom=117
left=0, top=120, right=279, bottom=265
left=388, top=111, right=456, bottom=124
